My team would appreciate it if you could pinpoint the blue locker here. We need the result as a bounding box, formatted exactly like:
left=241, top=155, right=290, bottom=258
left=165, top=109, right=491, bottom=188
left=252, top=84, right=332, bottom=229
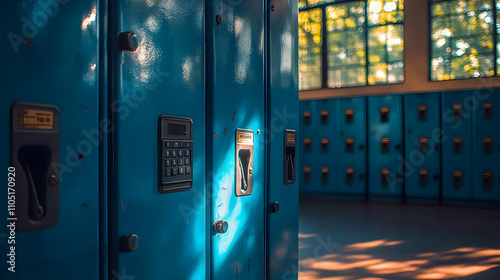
left=367, top=95, right=403, bottom=199
left=110, top=1, right=207, bottom=279
left=404, top=93, right=441, bottom=200
left=300, top=99, right=338, bottom=194
left=267, top=0, right=299, bottom=277
left=473, top=89, right=500, bottom=201
left=441, top=91, right=473, bottom=200
left=207, top=1, right=266, bottom=279
left=336, top=97, right=367, bottom=196
left=299, top=100, right=312, bottom=191
left=1, top=1, right=100, bottom=278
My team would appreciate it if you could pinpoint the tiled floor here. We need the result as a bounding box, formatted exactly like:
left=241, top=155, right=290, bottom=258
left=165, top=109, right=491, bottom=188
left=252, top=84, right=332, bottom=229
left=299, top=198, right=500, bottom=280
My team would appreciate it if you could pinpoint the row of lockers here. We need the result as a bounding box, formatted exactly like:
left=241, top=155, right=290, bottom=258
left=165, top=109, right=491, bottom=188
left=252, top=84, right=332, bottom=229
left=299, top=90, right=500, bottom=202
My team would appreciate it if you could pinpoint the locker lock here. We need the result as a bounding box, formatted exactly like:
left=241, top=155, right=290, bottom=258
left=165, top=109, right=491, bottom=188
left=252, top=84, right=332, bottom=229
left=419, top=137, right=429, bottom=154
left=304, top=138, right=312, bottom=152
left=345, top=109, right=354, bottom=124
left=345, top=138, right=354, bottom=153
left=381, top=168, right=390, bottom=186
left=118, top=32, right=138, bottom=51
left=453, top=170, right=463, bottom=190
left=119, top=234, right=139, bottom=252
left=303, top=111, right=311, bottom=124
left=419, top=169, right=428, bottom=187
left=346, top=168, right=354, bottom=185
left=453, top=103, right=462, bottom=120
left=214, top=220, right=229, bottom=234
left=483, top=137, right=493, bottom=154
left=271, top=201, right=280, bottom=213
left=320, top=110, right=329, bottom=124
left=381, top=137, right=391, bottom=153
left=483, top=102, right=493, bottom=119
left=453, top=137, right=463, bottom=154
left=321, top=138, right=329, bottom=152
left=418, top=105, right=427, bottom=121
left=303, top=166, right=311, bottom=182
left=321, top=167, right=329, bottom=184
left=380, top=107, right=389, bottom=122
left=482, top=172, right=493, bottom=191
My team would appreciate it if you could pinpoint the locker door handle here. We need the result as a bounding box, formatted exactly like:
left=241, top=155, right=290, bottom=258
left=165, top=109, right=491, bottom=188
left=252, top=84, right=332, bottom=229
left=346, top=168, right=354, bottom=185
left=304, top=138, right=312, bottom=152
left=380, top=107, right=389, bottom=122
left=453, top=137, right=463, bottom=154
left=419, top=169, right=428, bottom=187
left=303, top=167, right=311, bottom=183
left=214, top=220, right=229, bottom=234
left=483, top=137, right=493, bottom=154
left=303, top=111, right=311, bottom=124
left=418, top=105, right=427, bottom=121
left=120, top=234, right=139, bottom=252
left=453, top=171, right=463, bottom=190
left=321, top=138, right=329, bottom=152
left=483, top=102, right=493, bottom=119
left=482, top=172, right=493, bottom=191
left=321, top=167, right=329, bottom=184
left=346, top=138, right=354, bottom=153
left=381, top=168, right=390, bottom=186
left=345, top=109, right=354, bottom=124
left=381, top=138, right=390, bottom=153
left=419, top=137, right=429, bottom=154
left=320, top=110, right=329, bottom=124
left=453, top=103, right=462, bottom=119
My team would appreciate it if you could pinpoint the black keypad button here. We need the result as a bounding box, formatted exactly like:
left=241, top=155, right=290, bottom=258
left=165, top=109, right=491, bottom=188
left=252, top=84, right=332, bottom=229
left=174, top=141, right=180, bottom=148
left=185, top=150, right=190, bottom=156
left=172, top=160, right=177, bottom=166
left=165, top=141, right=172, bottom=148
left=185, top=142, right=191, bottom=148
left=186, top=167, right=191, bottom=174
left=171, top=150, right=177, bottom=158
left=178, top=159, right=184, bottom=166
left=165, top=150, right=170, bottom=158
left=185, top=158, right=190, bottom=165
left=172, top=168, right=178, bottom=176
left=179, top=167, right=185, bottom=175
left=179, top=150, right=184, bottom=157
left=164, top=160, right=170, bottom=167
left=165, top=168, right=171, bottom=176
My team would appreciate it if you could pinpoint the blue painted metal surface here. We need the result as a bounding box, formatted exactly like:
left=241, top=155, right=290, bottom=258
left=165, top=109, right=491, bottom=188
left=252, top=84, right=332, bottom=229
left=0, top=1, right=100, bottom=278
left=299, top=100, right=312, bottom=190
left=441, top=91, right=473, bottom=200
left=404, top=93, right=441, bottom=200
left=337, top=97, right=367, bottom=196
left=267, top=0, right=299, bottom=278
left=207, top=1, right=266, bottom=278
left=299, top=99, right=338, bottom=194
left=110, top=1, right=207, bottom=279
left=367, top=95, right=403, bottom=198
left=473, top=89, right=500, bottom=201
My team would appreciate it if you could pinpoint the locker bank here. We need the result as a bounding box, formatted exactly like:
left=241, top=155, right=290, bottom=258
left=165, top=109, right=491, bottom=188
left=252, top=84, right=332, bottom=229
left=3, top=0, right=500, bottom=280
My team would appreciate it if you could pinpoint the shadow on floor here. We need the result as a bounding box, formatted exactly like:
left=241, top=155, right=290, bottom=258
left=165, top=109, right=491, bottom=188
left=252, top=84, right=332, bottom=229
left=298, top=198, right=500, bottom=280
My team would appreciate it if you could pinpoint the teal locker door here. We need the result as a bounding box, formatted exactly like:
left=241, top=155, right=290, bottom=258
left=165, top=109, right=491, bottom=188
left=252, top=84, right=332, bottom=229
left=301, top=99, right=338, bottom=193
left=267, top=0, right=299, bottom=278
left=367, top=95, right=403, bottom=199
left=207, top=1, right=266, bottom=279
left=442, top=91, right=473, bottom=200
left=110, top=1, right=206, bottom=279
left=337, top=97, right=367, bottom=196
left=473, top=90, right=500, bottom=201
left=0, top=1, right=100, bottom=278
left=404, top=93, right=441, bottom=200
left=299, top=101, right=313, bottom=191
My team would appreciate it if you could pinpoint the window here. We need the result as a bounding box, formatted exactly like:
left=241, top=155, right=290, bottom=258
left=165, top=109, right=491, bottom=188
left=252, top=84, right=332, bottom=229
left=431, top=0, right=495, bottom=81
left=299, top=0, right=405, bottom=91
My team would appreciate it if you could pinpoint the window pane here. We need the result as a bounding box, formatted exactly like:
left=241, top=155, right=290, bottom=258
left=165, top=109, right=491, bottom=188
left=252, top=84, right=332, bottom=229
left=299, top=9, right=323, bottom=90
left=326, top=1, right=367, bottom=88
left=307, top=0, right=334, bottom=8
left=497, top=0, right=500, bottom=74
left=299, top=0, right=307, bottom=9
left=367, top=0, right=404, bottom=85
left=431, top=0, right=494, bottom=81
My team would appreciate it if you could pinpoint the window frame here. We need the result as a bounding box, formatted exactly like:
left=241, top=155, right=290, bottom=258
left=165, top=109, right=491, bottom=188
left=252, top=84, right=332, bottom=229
left=299, top=0, right=406, bottom=91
